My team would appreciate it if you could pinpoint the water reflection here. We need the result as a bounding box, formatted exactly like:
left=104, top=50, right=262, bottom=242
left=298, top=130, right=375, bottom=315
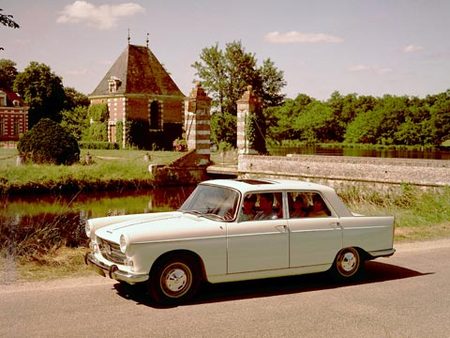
left=0, top=186, right=194, bottom=256
left=270, top=145, right=450, bottom=160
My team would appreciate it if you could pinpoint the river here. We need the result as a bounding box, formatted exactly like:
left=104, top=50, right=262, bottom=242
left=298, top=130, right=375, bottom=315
left=0, top=187, right=194, bottom=255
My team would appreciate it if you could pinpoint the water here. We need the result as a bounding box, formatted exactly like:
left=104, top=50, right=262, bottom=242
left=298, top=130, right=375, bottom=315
left=269, top=145, right=450, bottom=160
left=0, top=187, right=194, bottom=255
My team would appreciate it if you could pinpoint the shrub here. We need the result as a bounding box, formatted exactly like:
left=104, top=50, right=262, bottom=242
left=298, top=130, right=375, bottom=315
left=17, top=118, right=80, bottom=165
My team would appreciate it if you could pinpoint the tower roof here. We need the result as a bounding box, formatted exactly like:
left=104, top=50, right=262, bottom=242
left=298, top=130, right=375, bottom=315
left=90, top=44, right=184, bottom=97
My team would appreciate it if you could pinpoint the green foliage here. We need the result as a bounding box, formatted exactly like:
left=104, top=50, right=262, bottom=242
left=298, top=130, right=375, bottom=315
left=267, top=90, right=450, bottom=147
left=192, top=41, right=286, bottom=146
left=82, top=122, right=108, bottom=142
left=87, top=103, right=108, bottom=122
left=116, top=121, right=123, bottom=148
left=60, top=106, right=89, bottom=141
left=13, top=62, right=66, bottom=126
left=17, top=118, right=80, bottom=165
left=210, top=112, right=237, bottom=146
left=0, top=59, right=18, bottom=90
left=63, top=87, right=89, bottom=110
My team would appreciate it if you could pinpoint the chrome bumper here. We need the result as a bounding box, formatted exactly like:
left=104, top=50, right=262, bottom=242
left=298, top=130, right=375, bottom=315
left=368, top=248, right=396, bottom=258
left=84, top=253, right=149, bottom=284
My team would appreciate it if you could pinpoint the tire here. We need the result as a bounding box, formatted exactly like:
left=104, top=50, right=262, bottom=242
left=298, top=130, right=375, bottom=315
left=331, top=247, right=364, bottom=282
left=149, top=254, right=201, bottom=305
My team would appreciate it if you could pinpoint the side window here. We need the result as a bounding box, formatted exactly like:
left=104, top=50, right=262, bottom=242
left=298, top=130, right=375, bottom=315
left=288, top=192, right=331, bottom=218
left=254, top=192, right=283, bottom=221
left=239, top=192, right=283, bottom=222
left=288, top=192, right=308, bottom=218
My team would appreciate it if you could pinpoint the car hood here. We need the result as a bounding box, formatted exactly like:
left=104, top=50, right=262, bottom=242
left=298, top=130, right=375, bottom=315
left=94, top=211, right=223, bottom=244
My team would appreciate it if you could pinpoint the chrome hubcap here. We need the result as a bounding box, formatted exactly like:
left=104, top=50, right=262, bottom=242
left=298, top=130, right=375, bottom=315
left=165, top=268, right=188, bottom=292
left=160, top=262, right=192, bottom=298
left=341, top=252, right=357, bottom=272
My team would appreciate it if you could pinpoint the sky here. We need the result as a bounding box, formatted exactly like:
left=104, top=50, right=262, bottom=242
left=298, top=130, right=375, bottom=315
left=2, top=0, right=450, bottom=100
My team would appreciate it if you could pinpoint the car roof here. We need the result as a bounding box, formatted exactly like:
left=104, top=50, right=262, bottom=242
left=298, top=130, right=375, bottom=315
left=201, top=178, right=335, bottom=195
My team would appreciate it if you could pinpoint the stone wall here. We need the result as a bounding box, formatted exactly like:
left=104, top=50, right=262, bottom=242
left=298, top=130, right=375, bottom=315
left=238, top=154, right=449, bottom=188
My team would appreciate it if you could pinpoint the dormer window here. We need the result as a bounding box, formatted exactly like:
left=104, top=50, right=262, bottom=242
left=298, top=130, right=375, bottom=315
left=108, top=76, right=122, bottom=93
left=13, top=100, right=20, bottom=107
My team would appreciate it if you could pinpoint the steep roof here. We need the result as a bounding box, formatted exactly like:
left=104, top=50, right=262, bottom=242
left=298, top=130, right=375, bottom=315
left=90, top=44, right=184, bottom=97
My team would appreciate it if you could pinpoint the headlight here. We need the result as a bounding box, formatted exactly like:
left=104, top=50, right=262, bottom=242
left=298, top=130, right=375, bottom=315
left=85, top=220, right=92, bottom=238
left=119, top=234, right=129, bottom=253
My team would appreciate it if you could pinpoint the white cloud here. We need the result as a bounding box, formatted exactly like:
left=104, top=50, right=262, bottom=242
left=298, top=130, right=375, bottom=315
left=403, top=44, right=424, bottom=53
left=264, top=31, right=343, bottom=44
left=348, top=64, right=392, bottom=75
left=57, top=1, right=145, bottom=30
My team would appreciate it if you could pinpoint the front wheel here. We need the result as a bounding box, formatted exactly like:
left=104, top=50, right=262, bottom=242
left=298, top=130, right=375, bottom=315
left=149, top=255, right=201, bottom=305
left=331, top=247, right=364, bottom=282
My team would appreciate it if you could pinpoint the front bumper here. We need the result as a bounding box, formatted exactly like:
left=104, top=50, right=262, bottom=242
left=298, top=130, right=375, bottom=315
left=85, top=252, right=149, bottom=284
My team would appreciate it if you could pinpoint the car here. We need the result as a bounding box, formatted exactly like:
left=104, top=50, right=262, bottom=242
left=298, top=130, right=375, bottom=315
left=85, top=178, right=395, bottom=304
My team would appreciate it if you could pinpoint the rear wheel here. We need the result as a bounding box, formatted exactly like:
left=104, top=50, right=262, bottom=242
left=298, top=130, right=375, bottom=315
left=149, top=254, right=201, bottom=305
left=331, top=247, right=363, bottom=281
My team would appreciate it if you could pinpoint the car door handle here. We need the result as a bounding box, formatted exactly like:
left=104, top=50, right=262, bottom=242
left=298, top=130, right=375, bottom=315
left=275, top=225, right=289, bottom=233
left=330, top=222, right=341, bottom=228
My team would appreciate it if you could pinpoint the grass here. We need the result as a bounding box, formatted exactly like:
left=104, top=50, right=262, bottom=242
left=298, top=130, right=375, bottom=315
left=0, top=148, right=183, bottom=194
left=340, top=185, right=450, bottom=241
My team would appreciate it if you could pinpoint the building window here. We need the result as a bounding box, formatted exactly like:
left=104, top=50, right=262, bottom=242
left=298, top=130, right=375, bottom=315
left=108, top=76, right=121, bottom=93
left=149, top=100, right=161, bottom=129
left=0, top=117, right=4, bottom=135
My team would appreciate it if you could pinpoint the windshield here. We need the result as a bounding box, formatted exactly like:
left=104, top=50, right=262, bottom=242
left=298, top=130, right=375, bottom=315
left=179, top=184, right=240, bottom=221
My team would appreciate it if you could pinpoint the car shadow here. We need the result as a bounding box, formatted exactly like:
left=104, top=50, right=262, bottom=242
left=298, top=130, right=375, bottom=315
left=113, top=261, right=432, bottom=309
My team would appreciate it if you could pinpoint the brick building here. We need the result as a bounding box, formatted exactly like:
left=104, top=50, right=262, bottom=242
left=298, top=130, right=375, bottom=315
left=89, top=43, right=185, bottom=149
left=0, top=90, right=28, bottom=142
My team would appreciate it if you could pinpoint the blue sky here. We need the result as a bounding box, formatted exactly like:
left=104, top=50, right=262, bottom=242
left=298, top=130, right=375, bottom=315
left=2, top=0, right=450, bottom=100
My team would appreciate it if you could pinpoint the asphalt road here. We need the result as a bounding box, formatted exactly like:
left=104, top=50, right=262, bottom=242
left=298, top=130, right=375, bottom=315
left=1, top=239, right=450, bottom=338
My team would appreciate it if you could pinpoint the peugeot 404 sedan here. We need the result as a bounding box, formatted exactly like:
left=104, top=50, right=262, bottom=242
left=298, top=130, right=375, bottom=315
left=85, top=178, right=395, bottom=304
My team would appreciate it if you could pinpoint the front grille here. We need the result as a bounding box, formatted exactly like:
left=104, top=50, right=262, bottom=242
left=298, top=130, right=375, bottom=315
left=98, top=238, right=126, bottom=265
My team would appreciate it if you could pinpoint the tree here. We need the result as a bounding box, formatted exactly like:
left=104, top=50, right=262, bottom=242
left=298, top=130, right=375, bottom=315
left=0, top=59, right=18, bottom=90
left=13, top=62, right=66, bottom=127
left=63, top=87, right=89, bottom=110
left=61, top=106, right=89, bottom=141
left=1, top=8, right=20, bottom=50
left=293, top=101, right=334, bottom=143
left=192, top=41, right=286, bottom=146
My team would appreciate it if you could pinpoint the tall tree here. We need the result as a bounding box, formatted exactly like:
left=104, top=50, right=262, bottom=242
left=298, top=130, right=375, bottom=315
left=14, top=62, right=66, bottom=127
left=0, top=58, right=18, bottom=90
left=192, top=41, right=286, bottom=146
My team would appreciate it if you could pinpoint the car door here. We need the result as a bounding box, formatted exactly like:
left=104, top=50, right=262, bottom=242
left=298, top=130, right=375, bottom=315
left=287, top=191, right=342, bottom=268
left=227, top=192, right=289, bottom=274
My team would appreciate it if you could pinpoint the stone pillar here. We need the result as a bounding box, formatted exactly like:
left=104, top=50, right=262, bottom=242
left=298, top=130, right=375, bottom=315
left=237, top=85, right=262, bottom=154
left=184, top=82, right=212, bottom=160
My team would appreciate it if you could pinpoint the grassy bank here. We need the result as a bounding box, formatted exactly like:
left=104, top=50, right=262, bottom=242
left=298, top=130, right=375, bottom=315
left=0, top=148, right=183, bottom=194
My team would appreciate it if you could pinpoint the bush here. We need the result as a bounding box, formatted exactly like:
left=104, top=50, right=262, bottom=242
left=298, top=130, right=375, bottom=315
left=18, top=118, right=80, bottom=165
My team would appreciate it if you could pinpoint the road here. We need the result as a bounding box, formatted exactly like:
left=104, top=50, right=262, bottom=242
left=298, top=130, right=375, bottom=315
left=1, top=239, right=450, bottom=338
